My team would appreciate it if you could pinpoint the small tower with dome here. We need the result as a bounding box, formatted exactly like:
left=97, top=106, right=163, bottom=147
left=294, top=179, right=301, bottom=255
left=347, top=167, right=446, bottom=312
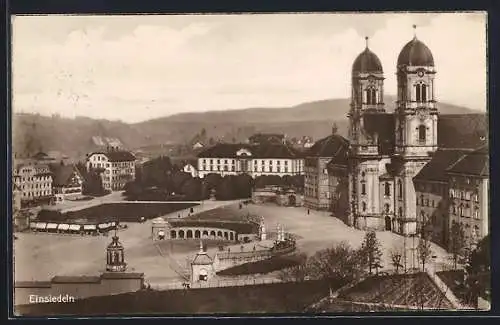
left=191, top=241, right=214, bottom=283
left=106, top=231, right=127, bottom=272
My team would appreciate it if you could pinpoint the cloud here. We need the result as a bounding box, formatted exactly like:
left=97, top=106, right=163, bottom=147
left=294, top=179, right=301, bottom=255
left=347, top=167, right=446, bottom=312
left=12, top=13, right=487, bottom=122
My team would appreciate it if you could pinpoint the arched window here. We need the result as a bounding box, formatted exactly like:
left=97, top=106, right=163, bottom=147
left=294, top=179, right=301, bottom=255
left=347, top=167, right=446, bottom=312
left=362, top=202, right=367, bottom=212
left=418, top=125, right=426, bottom=142
left=384, top=203, right=390, bottom=213
left=365, top=88, right=377, bottom=105
left=361, top=181, right=366, bottom=195
left=398, top=207, right=403, bottom=217
left=384, top=182, right=391, bottom=196
left=415, top=83, right=427, bottom=102
left=421, top=84, right=427, bottom=101
left=398, top=180, right=403, bottom=198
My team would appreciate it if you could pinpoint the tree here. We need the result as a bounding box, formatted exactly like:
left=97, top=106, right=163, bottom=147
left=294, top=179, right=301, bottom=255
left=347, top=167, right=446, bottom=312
left=233, top=174, right=254, bottom=198
left=169, top=171, right=192, bottom=194
left=449, top=221, right=467, bottom=270
left=215, top=176, right=235, bottom=200
left=141, top=156, right=174, bottom=187
left=360, top=231, right=383, bottom=274
left=82, top=167, right=106, bottom=196
left=390, top=246, right=404, bottom=274
left=417, top=238, right=433, bottom=271
left=277, top=253, right=309, bottom=282
left=181, top=178, right=202, bottom=200
left=306, top=241, right=366, bottom=286
left=464, top=235, right=490, bottom=306
left=203, top=173, right=223, bottom=191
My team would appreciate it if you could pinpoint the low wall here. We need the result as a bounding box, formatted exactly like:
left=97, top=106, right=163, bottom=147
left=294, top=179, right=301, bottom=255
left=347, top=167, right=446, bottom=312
left=15, top=272, right=144, bottom=306
left=212, top=242, right=296, bottom=272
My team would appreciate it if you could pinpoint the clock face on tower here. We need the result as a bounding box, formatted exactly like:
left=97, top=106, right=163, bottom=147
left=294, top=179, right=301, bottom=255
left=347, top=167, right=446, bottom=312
left=417, top=70, right=425, bottom=77
left=417, top=109, right=427, bottom=120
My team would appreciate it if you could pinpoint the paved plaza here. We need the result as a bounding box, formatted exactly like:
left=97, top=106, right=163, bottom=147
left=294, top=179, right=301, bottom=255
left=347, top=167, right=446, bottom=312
left=14, top=201, right=455, bottom=288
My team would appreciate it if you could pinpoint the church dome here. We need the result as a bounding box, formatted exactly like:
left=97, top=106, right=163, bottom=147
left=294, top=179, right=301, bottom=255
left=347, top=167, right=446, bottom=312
left=352, top=47, right=383, bottom=74
left=397, top=37, right=434, bottom=67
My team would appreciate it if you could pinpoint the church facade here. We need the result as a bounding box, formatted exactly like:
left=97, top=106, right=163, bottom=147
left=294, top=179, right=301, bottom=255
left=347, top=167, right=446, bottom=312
left=347, top=33, right=438, bottom=236
left=343, top=30, right=489, bottom=244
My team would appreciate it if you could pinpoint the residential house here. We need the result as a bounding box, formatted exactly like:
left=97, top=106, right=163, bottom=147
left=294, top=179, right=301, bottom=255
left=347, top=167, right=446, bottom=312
left=86, top=149, right=136, bottom=191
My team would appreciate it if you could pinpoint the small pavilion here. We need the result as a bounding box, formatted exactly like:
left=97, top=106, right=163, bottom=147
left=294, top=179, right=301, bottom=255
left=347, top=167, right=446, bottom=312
left=106, top=231, right=127, bottom=272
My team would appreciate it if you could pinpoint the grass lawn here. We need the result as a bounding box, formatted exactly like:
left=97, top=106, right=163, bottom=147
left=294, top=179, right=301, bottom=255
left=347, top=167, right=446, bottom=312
left=38, top=202, right=199, bottom=223
left=184, top=204, right=254, bottom=222
left=16, top=280, right=335, bottom=316
left=217, top=255, right=301, bottom=276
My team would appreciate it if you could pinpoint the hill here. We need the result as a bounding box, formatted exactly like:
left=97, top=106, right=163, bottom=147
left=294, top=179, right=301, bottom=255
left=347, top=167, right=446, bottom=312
left=12, top=96, right=484, bottom=160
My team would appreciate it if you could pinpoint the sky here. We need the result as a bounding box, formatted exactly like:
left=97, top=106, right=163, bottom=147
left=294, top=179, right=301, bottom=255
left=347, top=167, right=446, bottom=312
left=12, top=12, right=487, bottom=123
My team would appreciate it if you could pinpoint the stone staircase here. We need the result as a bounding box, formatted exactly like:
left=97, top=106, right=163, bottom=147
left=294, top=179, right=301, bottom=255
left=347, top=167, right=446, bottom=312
left=425, top=267, right=465, bottom=310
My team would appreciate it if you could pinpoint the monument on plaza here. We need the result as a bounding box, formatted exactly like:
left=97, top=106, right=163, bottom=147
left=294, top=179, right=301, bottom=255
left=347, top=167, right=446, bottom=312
left=276, top=223, right=286, bottom=242
left=259, top=217, right=267, bottom=241
left=106, top=231, right=127, bottom=272
left=191, top=241, right=215, bottom=283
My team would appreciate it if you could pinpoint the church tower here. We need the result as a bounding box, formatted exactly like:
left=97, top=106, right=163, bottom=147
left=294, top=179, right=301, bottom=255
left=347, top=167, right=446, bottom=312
left=348, top=37, right=389, bottom=230
left=393, top=26, right=438, bottom=235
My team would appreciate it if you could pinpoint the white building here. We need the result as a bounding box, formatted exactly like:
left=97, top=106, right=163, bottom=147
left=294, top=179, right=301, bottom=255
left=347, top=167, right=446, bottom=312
left=86, top=150, right=136, bottom=191
left=197, top=143, right=304, bottom=178
left=12, top=160, right=53, bottom=205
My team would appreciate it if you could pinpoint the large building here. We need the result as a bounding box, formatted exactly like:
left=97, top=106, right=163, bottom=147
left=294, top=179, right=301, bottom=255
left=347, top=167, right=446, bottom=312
left=304, top=28, right=488, bottom=248
left=12, top=160, right=54, bottom=206
left=196, top=143, right=304, bottom=178
left=86, top=149, right=136, bottom=191
left=304, top=128, right=349, bottom=211
left=446, top=145, right=489, bottom=248
left=413, top=149, right=469, bottom=246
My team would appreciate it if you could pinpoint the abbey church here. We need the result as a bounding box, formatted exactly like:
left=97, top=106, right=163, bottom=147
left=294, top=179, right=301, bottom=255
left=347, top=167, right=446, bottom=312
left=304, top=27, right=488, bottom=247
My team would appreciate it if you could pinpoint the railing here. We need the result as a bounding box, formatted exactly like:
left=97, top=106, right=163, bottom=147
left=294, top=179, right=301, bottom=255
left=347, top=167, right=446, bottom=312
left=150, top=277, right=284, bottom=291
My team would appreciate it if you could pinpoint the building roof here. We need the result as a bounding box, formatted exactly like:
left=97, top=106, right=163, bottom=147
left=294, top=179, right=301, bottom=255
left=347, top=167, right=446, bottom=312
left=192, top=252, right=213, bottom=265
left=438, top=114, right=487, bottom=149
left=49, top=164, right=81, bottom=187
left=107, top=236, right=125, bottom=249
left=15, top=281, right=52, bottom=288
left=352, top=46, right=383, bottom=74
left=197, top=143, right=302, bottom=159
left=88, top=150, right=136, bottom=162
left=446, top=144, right=489, bottom=177
left=362, top=113, right=395, bottom=155
left=182, top=159, right=198, bottom=168
left=51, top=275, right=101, bottom=284
left=100, top=272, right=144, bottom=279
left=306, top=134, right=349, bottom=158
left=414, top=149, right=469, bottom=183
left=337, top=273, right=453, bottom=310
left=397, top=37, right=434, bottom=67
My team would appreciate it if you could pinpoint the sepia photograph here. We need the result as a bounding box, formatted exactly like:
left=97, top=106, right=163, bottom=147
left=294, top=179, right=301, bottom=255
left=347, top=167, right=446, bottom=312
left=10, top=12, right=490, bottom=316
